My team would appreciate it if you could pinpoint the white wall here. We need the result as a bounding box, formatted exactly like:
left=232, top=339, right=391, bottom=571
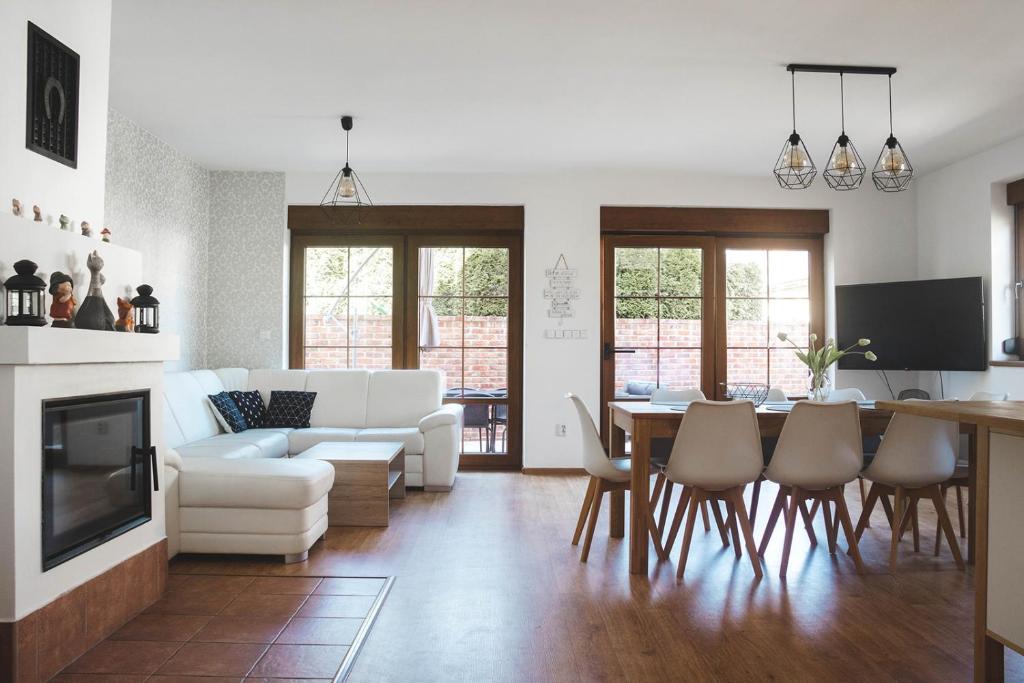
left=0, top=0, right=111, bottom=228
left=287, top=170, right=918, bottom=468
left=915, top=134, right=1024, bottom=399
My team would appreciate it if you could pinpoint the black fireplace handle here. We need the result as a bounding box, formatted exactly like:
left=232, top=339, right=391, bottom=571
left=149, top=446, right=160, bottom=492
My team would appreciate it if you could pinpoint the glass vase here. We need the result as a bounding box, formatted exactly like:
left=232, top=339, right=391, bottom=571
left=808, top=372, right=831, bottom=401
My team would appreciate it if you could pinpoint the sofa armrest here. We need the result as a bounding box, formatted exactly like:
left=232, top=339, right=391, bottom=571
left=164, top=447, right=183, bottom=470
left=419, top=404, right=464, bottom=432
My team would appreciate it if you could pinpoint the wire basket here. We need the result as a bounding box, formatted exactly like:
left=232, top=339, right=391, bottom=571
left=721, top=383, right=770, bottom=407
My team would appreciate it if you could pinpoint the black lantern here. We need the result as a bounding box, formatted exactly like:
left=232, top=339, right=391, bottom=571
left=320, top=116, right=373, bottom=208
left=823, top=74, right=866, bottom=191
left=872, top=74, right=914, bottom=192
left=773, top=71, right=816, bottom=190
left=4, top=260, right=47, bottom=326
left=131, top=284, right=159, bottom=333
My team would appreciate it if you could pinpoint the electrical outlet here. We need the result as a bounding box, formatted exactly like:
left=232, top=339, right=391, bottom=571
left=555, top=424, right=567, bottom=437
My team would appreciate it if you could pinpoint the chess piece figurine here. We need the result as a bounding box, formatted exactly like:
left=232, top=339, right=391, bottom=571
left=59, top=214, right=70, bottom=231
left=48, top=272, right=76, bottom=328
left=100, top=227, right=111, bottom=243
left=74, top=250, right=115, bottom=331
left=12, top=199, right=22, bottom=216
left=80, top=221, right=92, bottom=237
left=33, top=205, right=42, bottom=222
left=115, top=297, right=134, bottom=332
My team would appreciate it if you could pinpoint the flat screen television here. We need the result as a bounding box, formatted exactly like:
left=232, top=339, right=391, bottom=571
left=836, top=276, right=987, bottom=371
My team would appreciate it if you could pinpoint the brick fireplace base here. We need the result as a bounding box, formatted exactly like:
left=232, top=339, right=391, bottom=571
left=0, top=538, right=168, bottom=682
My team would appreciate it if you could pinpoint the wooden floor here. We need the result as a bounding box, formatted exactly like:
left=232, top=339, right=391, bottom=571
left=170, top=472, right=1024, bottom=682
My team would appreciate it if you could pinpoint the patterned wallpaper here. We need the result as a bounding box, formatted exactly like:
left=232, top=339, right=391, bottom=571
left=207, top=171, right=287, bottom=369
left=105, top=109, right=210, bottom=371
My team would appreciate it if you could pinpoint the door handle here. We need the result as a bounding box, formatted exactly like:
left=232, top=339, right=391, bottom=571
left=149, top=446, right=159, bottom=492
left=603, top=342, right=637, bottom=360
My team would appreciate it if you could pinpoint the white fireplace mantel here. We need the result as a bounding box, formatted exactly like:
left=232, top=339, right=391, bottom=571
left=0, top=326, right=180, bottom=365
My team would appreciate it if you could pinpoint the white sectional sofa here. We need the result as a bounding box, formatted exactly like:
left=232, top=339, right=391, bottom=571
left=161, top=367, right=463, bottom=561
left=163, top=368, right=463, bottom=488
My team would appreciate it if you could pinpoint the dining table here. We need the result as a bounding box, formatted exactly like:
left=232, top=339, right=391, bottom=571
left=608, top=400, right=978, bottom=576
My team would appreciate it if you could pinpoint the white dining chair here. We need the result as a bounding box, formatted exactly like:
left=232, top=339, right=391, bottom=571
left=766, top=387, right=789, bottom=402
left=661, top=400, right=765, bottom=579
left=759, top=401, right=866, bottom=577
left=648, top=389, right=719, bottom=543
left=855, top=408, right=963, bottom=572
left=968, top=390, right=1008, bottom=401
left=825, top=387, right=867, bottom=402
left=566, top=393, right=667, bottom=563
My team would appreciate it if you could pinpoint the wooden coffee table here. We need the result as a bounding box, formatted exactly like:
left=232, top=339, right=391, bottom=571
left=295, top=442, right=405, bottom=527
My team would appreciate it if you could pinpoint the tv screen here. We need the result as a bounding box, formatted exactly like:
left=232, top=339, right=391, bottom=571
left=836, top=277, right=986, bottom=371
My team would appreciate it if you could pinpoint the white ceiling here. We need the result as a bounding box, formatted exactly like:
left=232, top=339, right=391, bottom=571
left=110, top=0, right=1024, bottom=176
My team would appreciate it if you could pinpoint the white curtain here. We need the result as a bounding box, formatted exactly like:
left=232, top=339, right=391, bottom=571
left=418, top=247, right=441, bottom=348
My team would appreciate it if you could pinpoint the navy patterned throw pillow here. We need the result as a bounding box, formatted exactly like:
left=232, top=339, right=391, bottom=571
left=208, top=392, right=247, bottom=433
left=230, top=390, right=267, bottom=429
left=263, top=390, right=317, bottom=428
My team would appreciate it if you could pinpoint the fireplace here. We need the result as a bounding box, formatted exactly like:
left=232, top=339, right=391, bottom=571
left=41, top=390, right=157, bottom=570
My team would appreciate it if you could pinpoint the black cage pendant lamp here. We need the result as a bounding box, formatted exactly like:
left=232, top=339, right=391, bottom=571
left=872, top=75, right=914, bottom=192
left=823, top=73, right=865, bottom=190
left=773, top=70, right=816, bottom=189
left=320, top=115, right=373, bottom=208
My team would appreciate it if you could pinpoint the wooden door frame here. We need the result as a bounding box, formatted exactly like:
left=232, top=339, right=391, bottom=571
left=288, top=233, right=407, bottom=369
left=599, top=234, right=717, bottom=440
left=405, top=233, right=524, bottom=471
left=712, top=236, right=826, bottom=400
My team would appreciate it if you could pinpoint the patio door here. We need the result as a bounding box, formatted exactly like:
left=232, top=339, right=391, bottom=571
left=600, top=236, right=716, bottom=437
left=406, top=235, right=523, bottom=469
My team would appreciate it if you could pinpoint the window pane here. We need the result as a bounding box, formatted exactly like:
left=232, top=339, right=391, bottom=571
left=659, top=299, right=701, bottom=348
left=304, top=297, right=347, bottom=347
left=428, top=247, right=463, bottom=296
left=659, top=248, right=702, bottom=297
left=726, top=250, right=767, bottom=298
left=428, top=296, right=462, bottom=347
left=770, top=298, right=810, bottom=347
left=615, top=248, right=657, bottom=297
left=464, top=348, right=506, bottom=393
left=463, top=248, right=509, bottom=296
left=348, top=247, right=393, bottom=296
left=615, top=348, right=657, bottom=398
left=351, top=347, right=392, bottom=370
left=769, top=250, right=809, bottom=298
left=727, top=348, right=768, bottom=385
left=421, top=347, right=463, bottom=391
left=465, top=298, right=507, bottom=347
left=658, top=349, right=702, bottom=390
left=349, top=297, right=391, bottom=347
left=304, top=248, right=348, bottom=296
left=615, top=298, right=657, bottom=347
left=726, top=298, right=767, bottom=347
left=770, top=348, right=807, bottom=397
left=305, top=347, right=348, bottom=369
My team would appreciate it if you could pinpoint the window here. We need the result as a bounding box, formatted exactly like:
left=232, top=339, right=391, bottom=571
left=1009, top=178, right=1024, bottom=355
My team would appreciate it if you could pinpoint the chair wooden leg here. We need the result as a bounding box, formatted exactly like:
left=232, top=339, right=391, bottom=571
left=889, top=486, right=904, bottom=573
left=955, top=484, right=966, bottom=538
left=822, top=498, right=837, bottom=555
left=934, top=485, right=946, bottom=557
left=710, top=499, right=730, bottom=547
left=910, top=498, right=921, bottom=552
left=758, top=488, right=787, bottom=557
left=658, top=480, right=675, bottom=539
left=676, top=489, right=702, bottom=580
left=854, top=483, right=881, bottom=541
left=858, top=477, right=870, bottom=528
left=749, top=478, right=762, bottom=527
left=725, top=498, right=742, bottom=559
left=700, top=499, right=711, bottom=533
left=664, top=485, right=691, bottom=555
left=646, top=499, right=669, bottom=562
left=798, top=499, right=818, bottom=548
left=580, top=484, right=604, bottom=563
left=832, top=487, right=866, bottom=574
left=879, top=494, right=895, bottom=527
left=929, top=484, right=965, bottom=571
left=572, top=476, right=599, bottom=545
left=779, top=486, right=801, bottom=578
left=729, top=487, right=763, bottom=579
left=650, top=472, right=666, bottom=509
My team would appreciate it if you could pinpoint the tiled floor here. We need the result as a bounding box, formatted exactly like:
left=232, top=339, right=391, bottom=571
left=50, top=574, right=389, bottom=682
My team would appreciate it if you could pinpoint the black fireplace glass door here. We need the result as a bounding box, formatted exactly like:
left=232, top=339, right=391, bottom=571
left=42, top=391, right=151, bottom=570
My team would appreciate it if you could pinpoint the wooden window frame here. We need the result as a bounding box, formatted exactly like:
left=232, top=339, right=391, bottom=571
left=1007, top=179, right=1024, bottom=360
left=288, top=205, right=524, bottom=471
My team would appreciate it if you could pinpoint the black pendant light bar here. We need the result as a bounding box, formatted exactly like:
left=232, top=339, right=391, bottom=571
left=776, top=63, right=912, bottom=192
left=786, top=64, right=897, bottom=76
